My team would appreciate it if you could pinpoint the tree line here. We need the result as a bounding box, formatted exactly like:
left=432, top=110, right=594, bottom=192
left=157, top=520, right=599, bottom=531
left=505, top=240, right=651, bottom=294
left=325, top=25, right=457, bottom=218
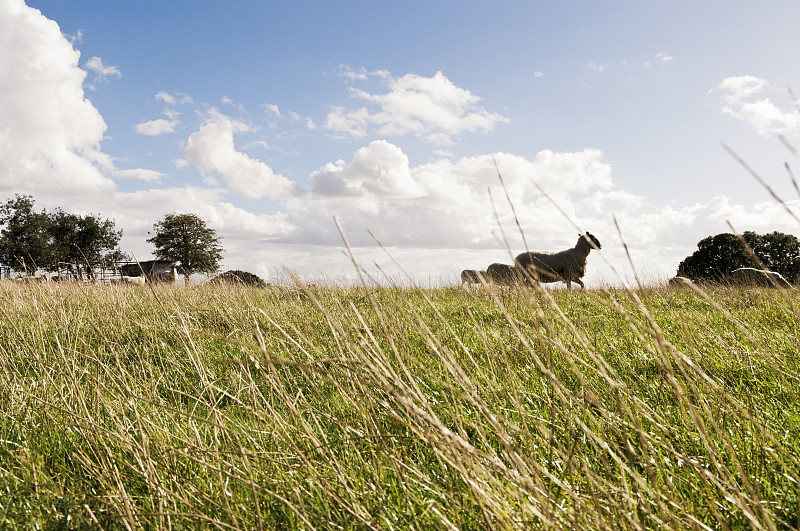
left=0, top=195, right=223, bottom=282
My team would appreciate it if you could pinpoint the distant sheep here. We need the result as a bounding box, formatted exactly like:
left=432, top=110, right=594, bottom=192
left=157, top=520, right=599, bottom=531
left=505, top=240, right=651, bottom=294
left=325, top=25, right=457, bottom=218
left=114, top=275, right=146, bottom=286
left=151, top=266, right=178, bottom=284
left=460, top=269, right=487, bottom=285
left=14, top=276, right=48, bottom=283
left=514, top=232, right=602, bottom=290
left=486, top=263, right=522, bottom=285
left=731, top=267, right=792, bottom=288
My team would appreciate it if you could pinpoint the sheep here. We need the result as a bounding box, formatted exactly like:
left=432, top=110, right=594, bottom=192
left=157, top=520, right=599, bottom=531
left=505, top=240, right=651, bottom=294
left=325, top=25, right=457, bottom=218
left=14, top=275, right=48, bottom=283
left=514, top=232, right=602, bottom=290
left=113, top=275, right=146, bottom=286
left=486, top=263, right=522, bottom=285
left=460, top=269, right=487, bottom=285
left=151, top=266, right=178, bottom=284
left=731, top=267, right=792, bottom=288
left=668, top=276, right=694, bottom=288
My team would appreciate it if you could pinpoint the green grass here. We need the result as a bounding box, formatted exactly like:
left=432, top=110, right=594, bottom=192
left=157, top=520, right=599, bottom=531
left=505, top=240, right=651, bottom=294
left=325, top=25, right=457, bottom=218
left=0, top=280, right=798, bottom=530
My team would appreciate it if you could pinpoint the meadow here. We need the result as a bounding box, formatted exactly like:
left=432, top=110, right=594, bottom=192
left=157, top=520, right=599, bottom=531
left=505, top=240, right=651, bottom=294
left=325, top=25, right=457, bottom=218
left=0, top=278, right=798, bottom=530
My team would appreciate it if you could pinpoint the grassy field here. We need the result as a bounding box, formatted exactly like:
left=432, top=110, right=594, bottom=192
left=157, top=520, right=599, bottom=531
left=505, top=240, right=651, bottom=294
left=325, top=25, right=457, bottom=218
left=0, top=279, right=798, bottom=530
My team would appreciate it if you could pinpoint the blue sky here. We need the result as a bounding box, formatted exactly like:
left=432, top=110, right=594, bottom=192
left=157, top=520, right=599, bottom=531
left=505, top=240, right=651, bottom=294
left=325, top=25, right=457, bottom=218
left=3, top=0, right=800, bottom=285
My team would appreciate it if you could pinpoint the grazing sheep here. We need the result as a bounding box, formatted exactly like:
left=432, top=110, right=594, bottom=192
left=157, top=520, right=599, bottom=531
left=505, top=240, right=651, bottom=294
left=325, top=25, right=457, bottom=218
left=151, top=266, right=178, bottom=284
left=731, top=267, right=792, bottom=288
left=14, top=276, right=48, bottom=283
left=460, top=269, right=487, bottom=285
left=514, top=232, right=602, bottom=290
left=668, top=276, right=694, bottom=288
left=486, top=263, right=522, bottom=285
left=114, top=275, right=146, bottom=286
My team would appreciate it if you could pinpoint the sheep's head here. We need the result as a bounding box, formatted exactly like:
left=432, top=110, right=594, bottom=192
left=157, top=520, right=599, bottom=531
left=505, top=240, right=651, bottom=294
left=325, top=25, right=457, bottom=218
left=581, top=232, right=602, bottom=250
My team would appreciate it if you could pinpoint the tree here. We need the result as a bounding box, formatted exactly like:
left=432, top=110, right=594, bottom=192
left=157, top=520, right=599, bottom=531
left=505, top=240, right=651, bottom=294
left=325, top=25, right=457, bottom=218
left=0, top=195, right=126, bottom=278
left=0, top=195, right=52, bottom=274
left=677, top=231, right=800, bottom=283
left=147, top=213, right=223, bottom=283
left=48, top=209, right=126, bottom=279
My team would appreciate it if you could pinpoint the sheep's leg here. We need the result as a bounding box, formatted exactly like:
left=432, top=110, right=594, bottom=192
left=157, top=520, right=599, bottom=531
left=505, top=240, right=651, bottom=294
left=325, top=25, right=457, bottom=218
left=576, top=278, right=585, bottom=289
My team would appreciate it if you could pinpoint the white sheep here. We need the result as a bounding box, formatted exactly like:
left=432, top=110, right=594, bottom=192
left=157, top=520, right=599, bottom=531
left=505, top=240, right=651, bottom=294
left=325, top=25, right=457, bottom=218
left=460, top=269, right=487, bottom=285
left=14, top=275, right=48, bottom=283
left=114, top=275, right=146, bottom=286
left=486, top=263, right=522, bottom=285
left=731, top=267, right=792, bottom=288
left=514, top=232, right=602, bottom=290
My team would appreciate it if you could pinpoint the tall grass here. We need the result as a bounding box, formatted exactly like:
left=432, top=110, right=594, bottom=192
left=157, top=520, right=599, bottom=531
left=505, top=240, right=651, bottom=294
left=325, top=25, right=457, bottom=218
left=0, top=278, right=798, bottom=530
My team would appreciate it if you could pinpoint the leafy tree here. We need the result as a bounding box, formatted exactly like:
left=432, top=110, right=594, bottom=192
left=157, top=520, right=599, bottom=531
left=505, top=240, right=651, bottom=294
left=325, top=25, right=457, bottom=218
left=0, top=195, right=52, bottom=273
left=48, top=209, right=126, bottom=279
left=211, top=270, right=267, bottom=287
left=147, top=213, right=223, bottom=283
left=677, top=231, right=800, bottom=283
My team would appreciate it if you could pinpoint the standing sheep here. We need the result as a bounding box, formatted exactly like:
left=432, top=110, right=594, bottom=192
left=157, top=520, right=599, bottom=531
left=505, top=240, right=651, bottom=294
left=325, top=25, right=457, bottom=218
left=460, top=269, right=487, bottom=285
left=486, top=263, right=522, bottom=285
left=514, top=232, right=602, bottom=290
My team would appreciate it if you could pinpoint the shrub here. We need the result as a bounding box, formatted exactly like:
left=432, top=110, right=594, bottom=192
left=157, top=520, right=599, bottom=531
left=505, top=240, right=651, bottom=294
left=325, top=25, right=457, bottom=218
left=211, top=269, right=267, bottom=287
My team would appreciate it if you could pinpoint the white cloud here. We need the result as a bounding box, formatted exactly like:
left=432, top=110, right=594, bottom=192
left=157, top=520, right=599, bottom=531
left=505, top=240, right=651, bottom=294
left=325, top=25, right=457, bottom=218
left=310, top=140, right=424, bottom=198
left=654, top=52, right=673, bottom=65
left=135, top=118, right=178, bottom=136
left=84, top=55, right=121, bottom=87
left=155, top=91, right=176, bottom=105
left=715, top=75, right=800, bottom=136
left=0, top=0, right=115, bottom=195
left=263, top=103, right=282, bottom=118
left=180, top=112, right=299, bottom=199
left=324, top=70, right=508, bottom=144
left=534, top=71, right=545, bottom=78
left=155, top=91, right=193, bottom=105
left=292, top=143, right=613, bottom=249
left=585, top=61, right=607, bottom=72
left=222, top=96, right=245, bottom=111
left=337, top=64, right=391, bottom=83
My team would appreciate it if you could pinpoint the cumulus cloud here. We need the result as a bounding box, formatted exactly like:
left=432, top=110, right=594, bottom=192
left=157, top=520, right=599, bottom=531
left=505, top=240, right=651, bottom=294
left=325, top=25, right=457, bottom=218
left=310, top=140, right=424, bottom=198
left=715, top=75, right=800, bottom=136
left=135, top=118, right=178, bottom=136
left=324, top=70, right=508, bottom=144
left=291, top=143, right=614, bottom=249
left=0, top=0, right=116, bottom=195
left=180, top=112, right=299, bottom=199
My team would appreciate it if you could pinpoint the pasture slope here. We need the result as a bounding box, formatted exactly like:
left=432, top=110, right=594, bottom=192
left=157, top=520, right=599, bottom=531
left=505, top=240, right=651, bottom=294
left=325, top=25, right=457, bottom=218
left=0, top=280, right=798, bottom=530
